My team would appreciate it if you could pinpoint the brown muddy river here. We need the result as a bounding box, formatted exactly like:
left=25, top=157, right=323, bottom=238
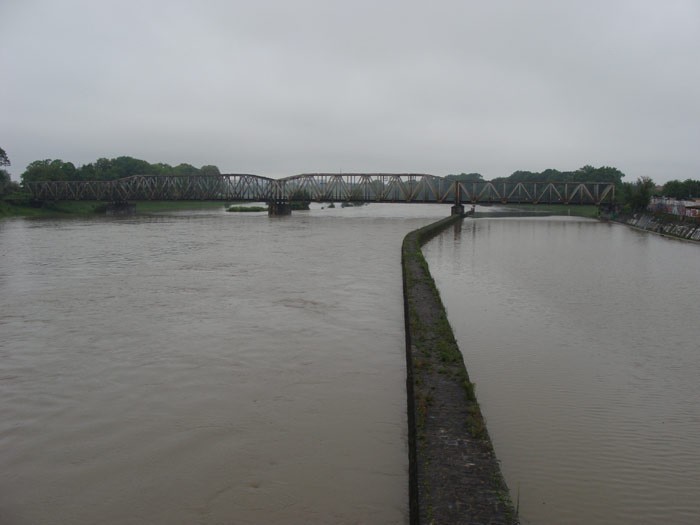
left=424, top=216, right=700, bottom=525
left=3, top=207, right=699, bottom=524
left=0, top=204, right=449, bottom=524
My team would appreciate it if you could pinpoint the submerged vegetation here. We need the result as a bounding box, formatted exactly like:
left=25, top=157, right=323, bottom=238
left=0, top=198, right=106, bottom=218
left=504, top=203, right=600, bottom=218
left=0, top=199, right=229, bottom=218
left=227, top=205, right=267, bottom=213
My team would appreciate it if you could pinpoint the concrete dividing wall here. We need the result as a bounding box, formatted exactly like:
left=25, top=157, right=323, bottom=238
left=402, top=215, right=517, bottom=525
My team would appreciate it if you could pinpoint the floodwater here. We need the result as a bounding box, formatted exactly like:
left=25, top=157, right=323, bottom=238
left=424, top=216, right=700, bottom=525
left=0, top=203, right=450, bottom=525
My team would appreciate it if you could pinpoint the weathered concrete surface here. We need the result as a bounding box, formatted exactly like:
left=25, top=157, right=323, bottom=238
left=623, top=213, right=700, bottom=241
left=402, top=216, right=518, bottom=525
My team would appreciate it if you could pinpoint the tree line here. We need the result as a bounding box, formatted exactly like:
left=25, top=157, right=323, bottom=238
left=19, top=156, right=222, bottom=183
left=660, top=178, right=700, bottom=200
left=446, top=165, right=625, bottom=184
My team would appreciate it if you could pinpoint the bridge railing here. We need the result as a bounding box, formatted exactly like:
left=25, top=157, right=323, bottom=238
left=25, top=174, right=615, bottom=205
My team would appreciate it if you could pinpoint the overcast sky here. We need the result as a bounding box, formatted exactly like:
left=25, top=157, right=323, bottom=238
left=2, top=0, right=699, bottom=183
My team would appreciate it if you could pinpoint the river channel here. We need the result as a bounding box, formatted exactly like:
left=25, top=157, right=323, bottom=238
left=3, top=207, right=699, bottom=524
left=0, top=203, right=450, bottom=525
left=424, top=216, right=700, bottom=525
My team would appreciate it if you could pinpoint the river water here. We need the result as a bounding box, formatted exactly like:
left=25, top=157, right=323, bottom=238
left=424, top=216, right=700, bottom=525
left=3, top=208, right=699, bottom=525
left=0, top=203, right=450, bottom=525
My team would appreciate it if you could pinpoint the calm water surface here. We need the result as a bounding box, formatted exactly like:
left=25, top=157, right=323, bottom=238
left=0, top=203, right=450, bottom=524
left=424, top=217, right=700, bottom=525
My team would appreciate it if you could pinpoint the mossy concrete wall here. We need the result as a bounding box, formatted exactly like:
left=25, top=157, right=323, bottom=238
left=402, top=215, right=517, bottom=525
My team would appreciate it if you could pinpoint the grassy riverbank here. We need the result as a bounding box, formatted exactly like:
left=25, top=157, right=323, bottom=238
left=0, top=200, right=103, bottom=217
left=131, top=201, right=230, bottom=213
left=402, top=215, right=517, bottom=524
left=227, top=205, right=268, bottom=212
left=0, top=200, right=229, bottom=218
left=503, top=203, right=599, bottom=218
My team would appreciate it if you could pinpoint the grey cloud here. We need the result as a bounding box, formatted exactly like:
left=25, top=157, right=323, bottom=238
left=2, top=0, right=699, bottom=182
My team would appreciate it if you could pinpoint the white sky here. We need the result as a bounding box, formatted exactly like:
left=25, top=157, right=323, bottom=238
left=2, top=0, right=699, bottom=183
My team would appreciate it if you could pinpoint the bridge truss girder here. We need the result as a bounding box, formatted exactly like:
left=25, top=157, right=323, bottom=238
left=26, top=174, right=615, bottom=206
left=454, top=181, right=615, bottom=205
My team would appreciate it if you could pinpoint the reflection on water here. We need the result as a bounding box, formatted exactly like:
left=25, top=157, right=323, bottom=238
left=0, top=204, right=449, bottom=524
left=424, top=217, right=700, bottom=525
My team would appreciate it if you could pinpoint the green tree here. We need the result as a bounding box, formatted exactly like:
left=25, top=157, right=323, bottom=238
left=445, top=172, right=483, bottom=182
left=570, top=165, right=626, bottom=184
left=109, top=156, right=156, bottom=179
left=199, top=165, right=221, bottom=176
left=621, top=176, right=656, bottom=212
left=1, top=169, right=15, bottom=196
left=21, top=160, right=53, bottom=183
left=540, top=168, right=563, bottom=181
left=20, top=155, right=223, bottom=183
left=151, top=162, right=174, bottom=175
left=21, top=159, right=76, bottom=183
left=493, top=166, right=626, bottom=184
left=683, top=179, right=700, bottom=199
left=0, top=147, right=10, bottom=167
left=589, top=166, right=625, bottom=184
left=505, top=170, right=538, bottom=182
left=0, top=146, right=14, bottom=196
left=662, top=179, right=700, bottom=199
left=173, top=163, right=199, bottom=176
left=77, top=156, right=157, bottom=180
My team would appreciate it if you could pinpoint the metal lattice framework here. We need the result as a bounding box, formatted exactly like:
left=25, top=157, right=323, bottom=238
left=26, top=173, right=615, bottom=205
left=452, top=180, right=615, bottom=205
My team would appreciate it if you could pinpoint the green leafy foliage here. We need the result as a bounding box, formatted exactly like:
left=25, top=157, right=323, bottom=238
left=22, top=159, right=77, bottom=182
left=199, top=165, right=221, bottom=176
left=620, top=176, right=656, bottom=212
left=661, top=179, right=700, bottom=199
left=21, top=156, right=222, bottom=183
left=0, top=169, right=20, bottom=196
left=0, top=147, right=19, bottom=197
left=288, top=189, right=311, bottom=210
left=444, top=172, right=483, bottom=182
left=490, top=165, right=626, bottom=184
left=0, top=147, right=10, bottom=167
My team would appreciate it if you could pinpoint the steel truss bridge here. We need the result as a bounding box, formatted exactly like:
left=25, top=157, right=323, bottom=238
left=26, top=173, right=615, bottom=206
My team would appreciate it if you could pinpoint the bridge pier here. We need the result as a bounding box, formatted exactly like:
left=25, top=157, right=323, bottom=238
left=451, top=204, right=465, bottom=216
left=268, top=201, right=292, bottom=216
left=451, top=181, right=465, bottom=216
